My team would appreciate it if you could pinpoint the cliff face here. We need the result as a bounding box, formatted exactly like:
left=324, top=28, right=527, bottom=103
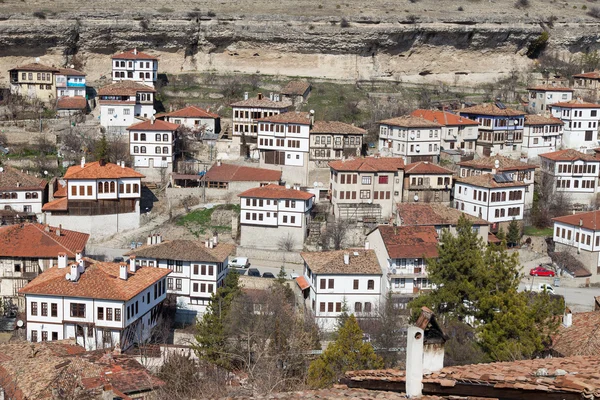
left=0, top=14, right=598, bottom=84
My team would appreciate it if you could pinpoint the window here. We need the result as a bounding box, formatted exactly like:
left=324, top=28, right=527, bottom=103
left=353, top=279, right=359, bottom=290
left=40, top=303, right=48, bottom=316
left=320, top=302, right=325, bottom=312
left=106, top=308, right=113, bottom=321
left=360, top=190, right=370, bottom=199
left=362, top=176, right=371, bottom=185
left=31, top=302, right=38, bottom=316
left=354, top=302, right=362, bottom=313
left=364, top=302, right=372, bottom=313
left=156, top=133, right=161, bottom=141
left=328, top=303, right=334, bottom=312
left=98, top=307, right=104, bottom=320
left=140, top=146, right=146, bottom=153
left=31, top=331, right=38, bottom=342
left=115, top=309, right=121, bottom=321
left=176, top=279, right=182, bottom=290
left=378, top=175, right=388, bottom=184
left=70, top=303, right=85, bottom=318
left=328, top=279, right=334, bottom=289
left=156, top=146, right=161, bottom=154
left=367, top=280, right=375, bottom=290
left=163, top=146, right=169, bottom=154
left=123, top=108, right=130, bottom=115
left=52, top=332, right=58, bottom=341
left=320, top=279, right=326, bottom=289
left=336, top=302, right=342, bottom=312
left=42, top=331, right=48, bottom=341
left=51, top=303, right=57, bottom=317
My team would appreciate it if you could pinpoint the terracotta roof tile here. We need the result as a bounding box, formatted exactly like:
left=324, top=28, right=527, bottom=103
left=0, top=165, right=47, bottom=190
left=9, top=63, right=59, bottom=72
left=539, top=149, right=597, bottom=162
left=231, top=95, right=292, bottom=109
left=56, top=96, right=87, bottom=110
left=553, top=210, right=600, bottom=230
left=376, top=225, right=439, bottom=259
left=228, top=387, right=450, bottom=399
left=459, top=103, right=526, bottom=117
left=411, top=109, right=479, bottom=126
left=202, top=162, right=281, bottom=182
left=239, top=184, right=314, bottom=200
left=0, top=223, right=89, bottom=258
left=397, top=203, right=489, bottom=226
left=57, top=67, right=86, bottom=76
left=527, top=85, right=574, bottom=92
left=301, top=249, right=381, bottom=275
left=295, top=276, right=310, bottom=290
left=98, top=81, right=156, bottom=96
left=404, top=161, right=454, bottom=175
left=458, top=155, right=535, bottom=171
left=379, top=115, right=442, bottom=128
left=126, top=119, right=179, bottom=131
left=281, top=80, right=311, bottom=96
left=20, top=258, right=171, bottom=301
left=310, top=121, right=366, bottom=135
left=524, top=114, right=564, bottom=126
left=165, top=105, right=219, bottom=119
left=63, top=160, right=144, bottom=180
left=329, top=157, right=404, bottom=172
left=112, top=49, right=158, bottom=60
left=573, top=71, right=600, bottom=79
left=125, top=240, right=235, bottom=263
left=257, top=111, right=311, bottom=124
left=551, top=99, right=600, bottom=108
left=42, top=197, right=68, bottom=211
left=457, top=174, right=527, bottom=189
left=553, top=311, right=600, bottom=356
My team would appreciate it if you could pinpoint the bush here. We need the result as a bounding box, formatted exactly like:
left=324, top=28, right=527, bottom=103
left=514, top=0, right=530, bottom=7
left=458, top=6, right=464, bottom=11
left=588, top=6, right=600, bottom=18
left=207, top=10, right=216, bottom=17
left=526, top=31, right=549, bottom=59
left=340, top=17, right=350, bottom=27
left=32, top=11, right=46, bottom=19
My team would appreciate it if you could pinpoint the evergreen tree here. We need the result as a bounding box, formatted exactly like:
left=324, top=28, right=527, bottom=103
left=95, top=133, right=109, bottom=161
left=307, top=315, right=383, bottom=388
left=495, top=227, right=506, bottom=243
left=507, top=218, right=521, bottom=247
left=335, top=297, right=350, bottom=332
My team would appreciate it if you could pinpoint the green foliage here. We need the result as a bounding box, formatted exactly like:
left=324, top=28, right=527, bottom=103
left=177, top=205, right=237, bottom=236
left=507, top=218, right=521, bottom=246
left=94, top=133, right=108, bottom=161
left=335, top=298, right=351, bottom=332
left=307, top=315, right=383, bottom=388
left=495, top=227, right=506, bottom=243
left=526, top=31, right=549, bottom=59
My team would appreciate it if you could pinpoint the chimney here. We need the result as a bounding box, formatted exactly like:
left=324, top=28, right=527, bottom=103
left=119, top=263, right=128, bottom=280
left=77, top=258, right=85, bottom=274
left=151, top=234, right=156, bottom=245
left=16, top=182, right=20, bottom=188
left=406, top=326, right=425, bottom=397
left=147, top=235, right=152, bottom=246
left=269, top=92, right=273, bottom=101
left=205, top=240, right=209, bottom=248
left=563, top=307, right=572, bottom=328
left=133, top=48, right=138, bottom=55
left=121, top=161, right=125, bottom=168
left=343, top=253, right=350, bottom=265
left=70, top=263, right=80, bottom=281
left=217, top=159, right=222, bottom=167
left=258, top=92, right=263, bottom=100
left=213, top=233, right=218, bottom=245
left=75, top=250, right=83, bottom=262
left=129, top=255, right=137, bottom=273
left=151, top=116, right=155, bottom=125
left=310, top=109, right=315, bottom=126
left=364, top=241, right=369, bottom=250
left=99, top=158, right=105, bottom=167
left=274, top=93, right=280, bottom=102
left=156, top=234, right=162, bottom=244
left=81, top=156, right=85, bottom=169
left=244, top=92, right=249, bottom=100
left=45, top=224, right=50, bottom=233
left=209, top=239, right=214, bottom=249
left=56, top=225, right=61, bottom=237
left=58, top=253, right=68, bottom=269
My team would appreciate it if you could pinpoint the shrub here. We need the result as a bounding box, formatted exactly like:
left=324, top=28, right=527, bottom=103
left=340, top=17, right=350, bottom=27
left=458, top=6, right=464, bottom=11
left=526, top=31, right=549, bottom=58
left=33, top=11, right=46, bottom=19
left=207, top=10, right=216, bottom=17
left=514, top=0, right=530, bottom=7
left=318, top=4, right=323, bottom=8
left=588, top=6, right=600, bottom=18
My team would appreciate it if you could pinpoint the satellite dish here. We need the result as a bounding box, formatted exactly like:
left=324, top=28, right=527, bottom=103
left=392, top=268, right=397, bottom=275
left=65, top=273, right=71, bottom=281
left=152, top=109, right=157, bottom=115
left=414, top=195, right=419, bottom=202
left=313, top=181, right=318, bottom=187
left=113, top=114, right=118, bottom=118
left=16, top=320, right=23, bottom=328
left=35, top=57, right=40, bottom=63
left=43, top=170, right=48, bottom=175
left=0, top=167, right=3, bottom=172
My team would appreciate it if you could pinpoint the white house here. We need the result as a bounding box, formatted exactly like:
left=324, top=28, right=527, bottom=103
left=411, top=109, right=479, bottom=154
left=19, top=255, right=170, bottom=351
left=239, top=184, right=314, bottom=251
left=127, top=119, right=179, bottom=181
left=454, top=174, right=527, bottom=225
left=162, top=105, right=221, bottom=134
left=300, top=249, right=383, bottom=331
left=125, top=236, right=235, bottom=317
left=550, top=99, right=600, bottom=152
left=231, top=92, right=292, bottom=145
left=539, top=149, right=600, bottom=207
left=98, top=81, right=156, bottom=134
left=522, top=114, right=564, bottom=159
left=55, top=67, right=86, bottom=98
left=42, top=159, right=144, bottom=237
left=0, top=165, right=47, bottom=218
left=366, top=225, right=438, bottom=295
left=527, top=85, right=574, bottom=114
left=378, top=116, right=443, bottom=163
left=309, top=121, right=366, bottom=163
left=112, top=49, right=158, bottom=87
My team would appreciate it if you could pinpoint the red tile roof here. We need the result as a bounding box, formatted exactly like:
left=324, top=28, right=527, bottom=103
left=553, top=311, right=600, bottom=356
left=411, top=109, right=479, bottom=126
left=9, top=63, right=59, bottom=73
left=539, top=149, right=597, bottom=162
left=397, top=203, right=489, bottom=226
left=165, top=105, right=219, bottom=119
left=301, top=249, right=382, bottom=275
left=458, top=155, right=535, bottom=171
left=0, top=223, right=89, bottom=258
left=459, top=103, right=526, bottom=117
left=231, top=95, right=292, bottom=109
left=281, top=80, right=311, bottom=96
left=63, top=160, right=144, bottom=180
left=125, top=240, right=235, bottom=263
left=20, top=258, right=171, bottom=300
left=527, top=85, right=574, bottom=92
left=574, top=71, right=600, bottom=79
left=57, top=67, right=86, bottom=76
left=524, top=114, right=564, bottom=126
left=0, top=165, right=47, bottom=191
left=553, top=210, right=600, bottom=230
left=202, top=162, right=281, bottom=182
left=329, top=157, right=404, bottom=172
left=239, top=184, right=314, bottom=201
left=42, top=197, right=68, bottom=212
left=126, top=119, right=179, bottom=131
left=257, top=111, right=311, bottom=124
left=551, top=99, right=600, bottom=108
left=112, top=49, right=158, bottom=60
left=56, top=96, right=87, bottom=110
left=379, top=115, right=442, bottom=128
left=295, top=276, right=310, bottom=290
left=376, top=225, right=439, bottom=259
left=310, top=121, right=366, bottom=135
left=404, top=161, right=454, bottom=175
left=457, top=174, right=527, bottom=189
left=98, top=81, right=156, bottom=96
left=53, top=179, right=67, bottom=198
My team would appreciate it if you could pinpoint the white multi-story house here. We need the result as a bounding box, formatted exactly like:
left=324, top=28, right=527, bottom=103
left=403, top=161, right=454, bottom=204
left=20, top=255, right=170, bottom=350
left=527, top=85, right=574, bottom=114
left=0, top=165, right=47, bottom=217
left=458, top=155, right=536, bottom=209
left=454, top=174, right=527, bottom=225
left=378, top=116, right=443, bottom=163
left=98, top=81, right=156, bottom=134
left=522, top=114, right=564, bottom=159
left=300, top=249, right=383, bottom=331
left=550, top=99, right=600, bottom=152
left=309, top=121, right=366, bottom=164
left=42, top=159, right=144, bottom=237
left=539, top=149, right=600, bottom=206
left=329, top=157, right=405, bottom=222
left=162, top=105, right=221, bottom=134
left=55, top=67, right=86, bottom=98
left=411, top=109, right=479, bottom=154
left=125, top=235, right=235, bottom=317
left=231, top=92, right=292, bottom=145
left=127, top=119, right=179, bottom=181
left=112, top=49, right=158, bottom=87
left=367, top=225, right=438, bottom=295
left=239, top=184, right=314, bottom=251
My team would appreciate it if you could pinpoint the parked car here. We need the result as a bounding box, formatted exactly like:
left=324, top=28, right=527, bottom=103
left=262, top=272, right=275, bottom=279
left=229, top=257, right=250, bottom=268
left=113, top=257, right=124, bottom=263
left=529, top=265, right=555, bottom=277
left=247, top=268, right=260, bottom=277
left=532, top=283, right=555, bottom=295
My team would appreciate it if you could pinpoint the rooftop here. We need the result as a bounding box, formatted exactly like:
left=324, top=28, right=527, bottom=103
left=410, top=109, right=479, bottom=126
left=126, top=119, right=180, bottom=131
left=56, top=96, right=87, bottom=110
left=42, top=197, right=68, bottom=212
left=281, top=80, right=311, bottom=96
left=553, top=210, right=600, bottom=230
left=404, top=161, right=454, bottom=175
left=329, top=157, right=404, bottom=172
left=164, top=105, right=219, bottom=119
left=379, top=115, right=442, bottom=128
left=459, top=103, right=526, bottom=117
left=553, top=311, right=600, bottom=357
left=97, top=80, right=156, bottom=96
left=239, top=184, right=314, bottom=201
left=375, top=225, right=439, bottom=259
left=257, top=111, right=312, bottom=124
left=526, top=85, right=574, bottom=92
left=458, top=155, right=535, bottom=171
left=551, top=98, right=600, bottom=108
left=524, top=114, right=564, bottom=126
left=20, top=258, right=171, bottom=301
left=125, top=240, right=235, bottom=263
left=231, top=94, right=292, bottom=109
left=397, top=203, right=489, bottom=226
left=9, top=62, right=59, bottom=73
left=202, top=162, right=281, bottom=182
left=301, top=249, right=382, bottom=275
left=310, top=121, right=366, bottom=135
left=573, top=70, right=600, bottom=79
left=539, top=149, right=598, bottom=162
left=112, top=49, right=158, bottom=60
left=456, top=174, right=528, bottom=189
left=57, top=67, right=86, bottom=76
left=63, top=160, right=144, bottom=180
left=0, top=165, right=47, bottom=191
left=0, top=223, right=89, bottom=258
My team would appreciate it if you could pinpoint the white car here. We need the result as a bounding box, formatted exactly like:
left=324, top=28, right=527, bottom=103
left=229, top=257, right=250, bottom=268
left=532, top=283, right=555, bottom=295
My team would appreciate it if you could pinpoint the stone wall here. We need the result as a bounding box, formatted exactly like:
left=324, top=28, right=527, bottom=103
left=236, top=245, right=304, bottom=270
left=44, top=211, right=140, bottom=238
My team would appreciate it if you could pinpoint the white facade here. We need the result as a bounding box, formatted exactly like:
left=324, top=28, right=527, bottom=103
left=55, top=73, right=86, bottom=98
left=454, top=178, right=527, bottom=223
left=539, top=152, right=600, bottom=206
left=112, top=55, right=158, bottom=87
left=551, top=103, right=600, bottom=152
left=66, top=177, right=141, bottom=201
left=231, top=93, right=291, bottom=139
left=240, top=195, right=313, bottom=229
left=129, top=129, right=175, bottom=170
left=100, top=100, right=154, bottom=133
left=528, top=87, right=573, bottom=114
left=522, top=120, right=563, bottom=159
left=379, top=121, right=443, bottom=163
left=257, top=117, right=310, bottom=168
left=165, top=115, right=218, bottom=134
left=0, top=189, right=44, bottom=214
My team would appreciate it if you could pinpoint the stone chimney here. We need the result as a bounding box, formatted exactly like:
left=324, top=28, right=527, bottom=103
left=129, top=255, right=137, bottom=273
left=119, top=263, right=128, bottom=280
left=343, top=253, right=350, bottom=265
left=563, top=307, right=572, bottom=328
left=70, top=263, right=80, bottom=281
left=406, top=326, right=425, bottom=397
left=258, top=92, right=263, bottom=100
left=364, top=241, right=369, bottom=250
left=58, top=253, right=68, bottom=269
left=156, top=234, right=162, bottom=244
left=244, top=92, right=249, bottom=100
left=133, top=48, right=138, bottom=55
left=147, top=234, right=152, bottom=246
left=213, top=233, right=218, bottom=245
left=81, top=156, right=85, bottom=169
left=56, top=224, right=61, bottom=237
left=76, top=250, right=83, bottom=262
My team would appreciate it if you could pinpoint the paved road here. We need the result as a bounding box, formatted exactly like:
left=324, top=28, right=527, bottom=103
left=519, top=278, right=600, bottom=312
left=234, top=264, right=303, bottom=279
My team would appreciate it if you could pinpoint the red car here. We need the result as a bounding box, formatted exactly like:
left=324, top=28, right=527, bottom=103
left=530, top=265, right=555, bottom=277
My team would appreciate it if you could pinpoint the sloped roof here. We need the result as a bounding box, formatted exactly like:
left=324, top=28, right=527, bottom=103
left=165, top=105, right=219, bottom=119
left=524, top=114, right=564, bottom=126
left=411, top=109, right=478, bottom=126
left=379, top=115, right=442, bottom=128
left=0, top=165, right=47, bottom=191
left=310, top=121, right=366, bottom=135
left=301, top=249, right=382, bottom=275
left=42, top=197, right=68, bottom=212
left=126, top=119, right=179, bottom=131
left=329, top=157, right=404, bottom=172
left=404, top=161, right=454, bottom=175
left=98, top=81, right=156, bottom=96
left=112, top=49, right=158, bottom=60
left=20, top=259, right=171, bottom=301
left=397, top=203, right=489, bottom=226
left=295, top=276, right=310, bottom=290
left=63, top=161, right=144, bottom=180
left=553, top=210, right=600, bottom=230
left=57, top=67, right=86, bottom=76
left=0, top=223, right=89, bottom=258
left=125, top=240, right=235, bottom=263
left=376, top=225, right=438, bottom=259
left=458, top=155, right=535, bottom=171
left=553, top=312, right=600, bottom=357
left=9, top=63, right=59, bottom=73
left=540, top=149, right=597, bottom=162
left=257, top=111, right=311, bottom=124
left=231, top=95, right=292, bottom=109
left=459, top=103, right=525, bottom=117
left=527, top=85, right=574, bottom=92
left=202, top=162, right=281, bottom=182
left=239, top=184, right=314, bottom=200
left=574, top=71, right=600, bottom=79
left=281, top=80, right=311, bottom=96
left=56, top=96, right=87, bottom=110
left=456, top=174, right=527, bottom=189
left=551, top=99, right=600, bottom=108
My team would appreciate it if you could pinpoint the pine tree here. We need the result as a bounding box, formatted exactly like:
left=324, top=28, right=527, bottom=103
left=307, top=315, right=383, bottom=388
left=95, top=133, right=109, bottom=161
left=496, top=227, right=506, bottom=243
left=507, top=218, right=521, bottom=247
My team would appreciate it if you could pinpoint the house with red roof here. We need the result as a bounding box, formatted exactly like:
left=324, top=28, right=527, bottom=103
left=162, top=105, right=221, bottom=134
left=112, top=48, right=158, bottom=87
left=574, top=70, right=600, bottom=94
left=55, top=67, right=86, bottom=98
left=0, top=165, right=48, bottom=218
left=550, top=98, right=600, bottom=152
left=98, top=80, right=156, bottom=133
left=378, top=115, right=443, bottom=163
left=238, top=184, right=314, bottom=250
left=20, top=255, right=170, bottom=351
left=522, top=114, right=564, bottom=158
left=42, top=158, right=144, bottom=236
left=411, top=109, right=479, bottom=154
left=402, top=161, right=454, bottom=204
left=526, top=85, right=574, bottom=114
left=8, top=62, right=59, bottom=102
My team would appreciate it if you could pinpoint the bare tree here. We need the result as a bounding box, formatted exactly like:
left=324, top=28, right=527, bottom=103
left=220, top=75, right=244, bottom=102
left=321, top=219, right=349, bottom=250
left=278, top=233, right=296, bottom=252
left=531, top=172, right=572, bottom=227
